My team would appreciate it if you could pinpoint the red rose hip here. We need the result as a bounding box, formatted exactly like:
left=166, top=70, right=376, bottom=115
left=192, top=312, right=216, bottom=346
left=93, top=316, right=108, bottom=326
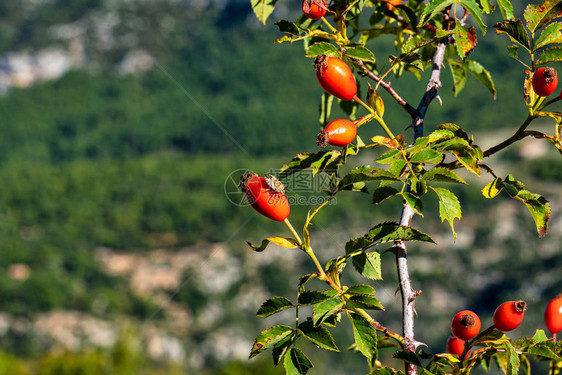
left=317, top=119, right=357, bottom=147
left=240, top=173, right=290, bottom=221
left=532, top=67, right=558, bottom=97
left=451, top=310, right=481, bottom=341
left=314, top=55, right=357, bottom=101
left=301, top=0, right=327, bottom=20
left=544, top=294, right=562, bottom=335
left=446, top=335, right=466, bottom=357
left=493, top=300, right=527, bottom=332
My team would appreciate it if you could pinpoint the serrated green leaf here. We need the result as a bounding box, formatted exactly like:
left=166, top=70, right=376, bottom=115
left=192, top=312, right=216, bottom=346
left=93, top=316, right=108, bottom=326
left=339, top=166, right=400, bottom=190
left=345, top=46, right=376, bottom=62
left=497, top=0, right=514, bottom=20
left=410, top=148, right=443, bottom=163
left=537, top=46, right=562, bottom=66
left=494, top=19, right=532, bottom=50
left=349, top=313, right=377, bottom=360
left=298, top=290, right=336, bottom=305
left=449, top=59, right=468, bottom=96
left=466, top=60, right=496, bottom=98
left=524, top=0, right=562, bottom=33
left=257, top=297, right=294, bottom=318
left=513, top=190, right=551, bottom=237
left=313, top=298, right=344, bottom=326
left=454, top=148, right=481, bottom=176
left=482, top=177, right=504, bottom=198
left=535, top=22, right=562, bottom=50
left=298, top=320, right=339, bottom=351
left=440, top=138, right=472, bottom=151
left=431, top=187, right=462, bottom=240
left=436, top=123, right=469, bottom=140
left=403, top=192, right=424, bottom=214
left=428, top=129, right=456, bottom=143
left=454, top=24, right=478, bottom=59
left=246, top=237, right=299, bottom=252
left=346, top=284, right=376, bottom=296
left=376, top=149, right=402, bottom=164
left=275, top=20, right=299, bottom=35
left=410, top=177, right=428, bottom=196
left=250, top=0, right=279, bottom=25
left=504, top=341, right=520, bottom=375
left=250, top=325, right=293, bottom=358
left=533, top=329, right=548, bottom=343
left=372, top=185, right=400, bottom=205
left=352, top=252, right=382, bottom=280
left=306, top=42, right=340, bottom=58
left=367, top=222, right=436, bottom=244
left=272, top=336, right=293, bottom=366
left=284, top=347, right=313, bottom=375
left=346, top=295, right=385, bottom=310
left=460, top=0, right=487, bottom=34
left=279, top=151, right=341, bottom=178
left=422, top=167, right=467, bottom=184
left=527, top=344, right=561, bottom=361
left=419, top=0, right=455, bottom=26
left=299, top=273, right=317, bottom=288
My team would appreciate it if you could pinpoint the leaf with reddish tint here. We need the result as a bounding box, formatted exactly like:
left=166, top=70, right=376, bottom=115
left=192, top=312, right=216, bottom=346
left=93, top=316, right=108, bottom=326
left=537, top=46, right=562, bottom=66
left=524, top=0, right=562, bottom=33
left=250, top=325, right=293, bottom=358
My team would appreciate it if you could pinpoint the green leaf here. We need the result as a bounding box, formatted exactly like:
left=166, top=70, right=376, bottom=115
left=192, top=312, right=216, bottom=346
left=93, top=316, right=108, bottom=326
left=257, top=297, right=294, bottom=318
left=428, top=129, right=456, bottom=143
left=532, top=329, right=548, bottom=343
left=459, top=0, right=487, bottom=34
left=306, top=42, right=340, bottom=58
left=466, top=60, right=496, bottom=98
left=504, top=341, right=520, bottom=375
left=376, top=149, right=402, bottom=164
left=453, top=148, right=481, bottom=176
left=431, top=187, right=462, bottom=241
left=497, top=0, right=514, bottom=20
left=313, top=298, right=345, bottom=326
left=275, top=20, right=299, bottom=35
left=449, top=59, right=468, bottom=96
left=250, top=325, right=293, bottom=358
left=349, top=313, right=377, bottom=360
left=494, top=19, right=531, bottom=50
left=436, top=123, right=469, bottom=140
left=346, top=284, right=376, bottom=296
left=298, top=320, right=339, bottom=351
left=402, top=192, right=424, bottom=214
left=422, top=167, right=467, bottom=184
left=410, top=149, right=443, bottom=164
left=352, top=252, right=382, bottom=280
left=535, top=22, right=562, bottom=50
left=419, top=0, right=455, bottom=26
left=513, top=190, right=551, bottom=237
left=284, top=347, right=313, bottom=375
left=524, top=0, right=562, bottom=34
left=339, top=166, right=400, bottom=190
left=279, top=151, right=341, bottom=178
left=482, top=177, right=504, bottom=198
left=272, top=336, right=293, bottom=366
left=537, top=46, right=562, bottom=66
left=246, top=237, right=299, bottom=252
left=372, top=185, right=400, bottom=205
left=393, top=350, right=423, bottom=367
left=527, top=343, right=561, bottom=361
left=346, top=295, right=385, bottom=310
left=298, top=290, right=335, bottom=305
left=366, top=222, right=436, bottom=244
left=345, top=46, right=376, bottom=62
left=250, top=0, right=279, bottom=25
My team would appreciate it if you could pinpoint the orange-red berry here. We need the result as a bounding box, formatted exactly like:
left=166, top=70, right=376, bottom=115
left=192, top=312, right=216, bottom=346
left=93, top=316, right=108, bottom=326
left=317, top=119, right=357, bottom=148
left=451, top=310, right=481, bottom=341
left=532, top=67, right=558, bottom=97
left=446, top=335, right=466, bottom=357
left=301, top=0, right=328, bottom=19
left=240, top=173, right=290, bottom=221
left=544, top=294, right=562, bottom=335
left=493, top=300, right=527, bottom=332
left=314, top=55, right=357, bottom=101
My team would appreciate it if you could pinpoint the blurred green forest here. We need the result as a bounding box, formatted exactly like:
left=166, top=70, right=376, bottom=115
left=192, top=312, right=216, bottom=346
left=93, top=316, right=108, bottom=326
left=0, top=0, right=560, bottom=374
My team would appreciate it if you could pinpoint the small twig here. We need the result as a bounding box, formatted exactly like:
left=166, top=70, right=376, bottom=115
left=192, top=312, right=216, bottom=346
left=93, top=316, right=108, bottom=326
left=483, top=115, right=536, bottom=158
left=356, top=60, right=418, bottom=118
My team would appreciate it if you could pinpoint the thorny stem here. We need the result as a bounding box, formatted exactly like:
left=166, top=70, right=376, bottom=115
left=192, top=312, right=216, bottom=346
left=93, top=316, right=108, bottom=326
left=394, top=36, right=450, bottom=375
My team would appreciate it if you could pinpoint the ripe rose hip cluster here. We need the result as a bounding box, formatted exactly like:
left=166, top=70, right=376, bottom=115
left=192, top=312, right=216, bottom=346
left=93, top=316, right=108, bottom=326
left=240, top=40, right=363, bottom=219
left=446, top=295, right=562, bottom=358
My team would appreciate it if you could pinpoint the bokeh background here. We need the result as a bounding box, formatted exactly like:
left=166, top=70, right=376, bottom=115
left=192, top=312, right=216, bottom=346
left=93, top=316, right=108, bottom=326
left=0, top=0, right=560, bottom=374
